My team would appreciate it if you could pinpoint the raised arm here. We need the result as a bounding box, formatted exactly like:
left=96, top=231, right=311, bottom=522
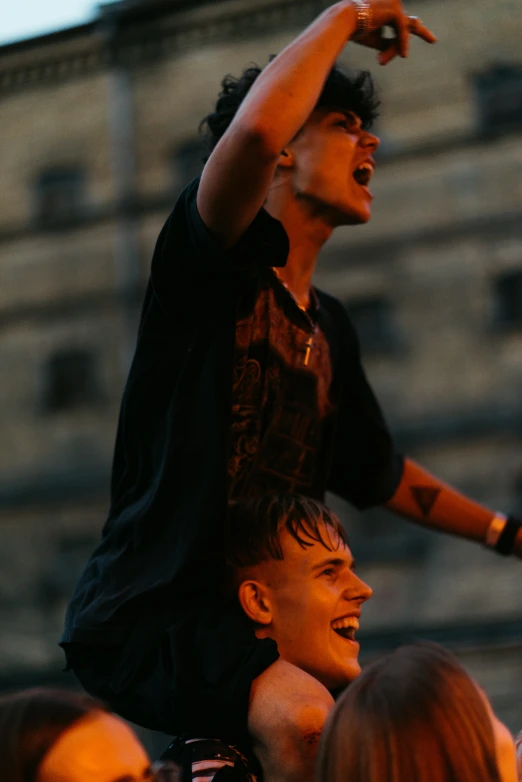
left=197, top=0, right=435, bottom=249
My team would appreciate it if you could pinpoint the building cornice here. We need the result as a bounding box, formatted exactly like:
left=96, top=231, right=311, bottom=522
left=1, top=197, right=520, bottom=264
left=0, top=27, right=106, bottom=95
left=0, top=0, right=329, bottom=96
left=0, top=615, right=520, bottom=692
left=0, top=23, right=97, bottom=58
left=0, top=400, right=520, bottom=512
left=360, top=616, right=522, bottom=656
left=393, top=404, right=522, bottom=449
left=323, top=207, right=522, bottom=270
left=0, top=463, right=111, bottom=509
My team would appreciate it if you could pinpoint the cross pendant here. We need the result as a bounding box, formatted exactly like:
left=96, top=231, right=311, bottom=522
left=304, top=337, right=313, bottom=366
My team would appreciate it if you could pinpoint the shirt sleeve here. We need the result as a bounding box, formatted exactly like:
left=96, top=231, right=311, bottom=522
left=325, top=296, right=404, bottom=510
left=150, top=177, right=289, bottom=318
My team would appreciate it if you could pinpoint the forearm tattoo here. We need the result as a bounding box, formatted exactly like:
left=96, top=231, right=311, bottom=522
left=410, top=486, right=441, bottom=517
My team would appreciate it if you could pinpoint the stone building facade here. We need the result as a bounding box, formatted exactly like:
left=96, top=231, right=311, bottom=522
left=0, top=0, right=521, bottom=745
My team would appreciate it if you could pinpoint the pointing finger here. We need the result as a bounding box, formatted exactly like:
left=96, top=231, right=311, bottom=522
left=408, top=17, right=438, bottom=43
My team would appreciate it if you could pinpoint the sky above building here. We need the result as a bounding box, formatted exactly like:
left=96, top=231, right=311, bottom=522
left=2, top=0, right=118, bottom=47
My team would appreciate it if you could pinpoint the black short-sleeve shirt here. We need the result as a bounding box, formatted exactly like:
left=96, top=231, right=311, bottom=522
left=61, top=174, right=403, bottom=678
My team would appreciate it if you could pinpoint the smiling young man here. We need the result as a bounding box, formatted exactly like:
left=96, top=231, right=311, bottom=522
left=233, top=494, right=372, bottom=781
left=62, top=0, right=520, bottom=780
left=228, top=496, right=371, bottom=690
left=161, top=495, right=372, bottom=781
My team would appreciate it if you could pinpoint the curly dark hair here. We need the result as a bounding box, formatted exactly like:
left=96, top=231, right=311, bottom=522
left=200, top=61, right=380, bottom=156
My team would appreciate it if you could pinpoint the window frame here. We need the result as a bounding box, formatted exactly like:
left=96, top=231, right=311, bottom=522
left=34, top=166, right=87, bottom=228
left=40, top=347, right=101, bottom=413
left=343, top=295, right=401, bottom=356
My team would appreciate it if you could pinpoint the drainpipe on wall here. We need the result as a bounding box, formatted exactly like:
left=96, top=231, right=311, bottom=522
left=100, top=4, right=143, bottom=374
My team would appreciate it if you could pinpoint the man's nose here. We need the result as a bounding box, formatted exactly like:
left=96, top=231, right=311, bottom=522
left=343, top=573, right=373, bottom=603
left=356, top=574, right=373, bottom=603
left=361, top=130, right=379, bottom=153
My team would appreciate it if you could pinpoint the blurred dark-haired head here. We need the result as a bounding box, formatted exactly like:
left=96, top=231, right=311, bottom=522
left=318, top=642, right=517, bottom=782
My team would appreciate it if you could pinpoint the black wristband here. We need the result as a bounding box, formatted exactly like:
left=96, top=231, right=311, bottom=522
left=495, top=515, right=521, bottom=556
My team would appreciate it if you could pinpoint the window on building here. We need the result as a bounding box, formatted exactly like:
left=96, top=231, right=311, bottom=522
left=172, top=138, right=206, bottom=192
left=344, top=296, right=398, bottom=355
left=35, top=167, right=86, bottom=227
left=493, top=270, right=522, bottom=330
left=41, top=349, right=100, bottom=412
left=474, top=64, right=522, bottom=136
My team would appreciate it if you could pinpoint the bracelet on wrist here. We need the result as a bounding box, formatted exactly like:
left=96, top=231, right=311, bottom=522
left=485, top=512, right=506, bottom=549
left=485, top=513, right=521, bottom=556
left=352, top=0, right=373, bottom=35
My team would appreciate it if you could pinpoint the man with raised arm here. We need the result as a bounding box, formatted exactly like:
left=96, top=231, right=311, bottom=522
left=61, top=0, right=520, bottom=780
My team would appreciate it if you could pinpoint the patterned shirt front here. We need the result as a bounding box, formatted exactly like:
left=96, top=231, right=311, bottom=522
left=228, top=269, right=335, bottom=501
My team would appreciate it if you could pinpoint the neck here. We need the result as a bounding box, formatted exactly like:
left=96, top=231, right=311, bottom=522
left=266, top=182, right=333, bottom=309
left=275, top=252, right=316, bottom=310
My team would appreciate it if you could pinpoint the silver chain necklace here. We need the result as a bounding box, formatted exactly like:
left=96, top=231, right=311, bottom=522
left=271, top=268, right=318, bottom=367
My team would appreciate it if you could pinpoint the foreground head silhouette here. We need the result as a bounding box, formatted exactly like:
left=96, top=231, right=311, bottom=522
left=318, top=642, right=517, bottom=782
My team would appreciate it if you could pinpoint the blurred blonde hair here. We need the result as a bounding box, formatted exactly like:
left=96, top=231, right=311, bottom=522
left=317, top=642, right=501, bottom=782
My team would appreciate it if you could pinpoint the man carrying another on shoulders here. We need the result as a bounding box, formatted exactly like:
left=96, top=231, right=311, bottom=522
left=161, top=494, right=372, bottom=782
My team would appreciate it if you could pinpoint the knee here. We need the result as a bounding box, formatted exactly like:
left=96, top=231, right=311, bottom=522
left=249, top=659, right=334, bottom=735
left=248, top=660, right=334, bottom=781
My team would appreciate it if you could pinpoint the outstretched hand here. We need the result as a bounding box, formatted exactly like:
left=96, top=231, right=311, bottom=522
left=350, top=0, right=437, bottom=64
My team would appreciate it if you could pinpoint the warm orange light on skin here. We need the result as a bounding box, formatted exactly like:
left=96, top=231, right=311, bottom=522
left=267, top=107, right=379, bottom=232
left=238, top=527, right=373, bottom=690
left=476, top=684, right=518, bottom=782
left=261, top=107, right=380, bottom=308
left=37, top=711, right=153, bottom=782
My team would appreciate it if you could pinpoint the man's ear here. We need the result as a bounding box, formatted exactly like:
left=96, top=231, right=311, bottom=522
left=238, top=580, right=272, bottom=626
left=277, top=147, right=294, bottom=170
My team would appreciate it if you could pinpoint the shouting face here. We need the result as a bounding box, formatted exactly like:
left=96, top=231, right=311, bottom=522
left=286, top=108, right=379, bottom=227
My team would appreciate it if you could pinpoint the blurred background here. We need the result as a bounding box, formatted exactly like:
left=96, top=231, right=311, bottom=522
left=1, top=0, right=522, bottom=756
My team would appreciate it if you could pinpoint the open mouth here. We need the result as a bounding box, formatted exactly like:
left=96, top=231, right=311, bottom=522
left=352, top=162, right=373, bottom=188
left=331, top=616, right=359, bottom=642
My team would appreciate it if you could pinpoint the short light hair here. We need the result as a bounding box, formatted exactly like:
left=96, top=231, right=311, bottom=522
left=226, top=493, right=348, bottom=569
left=318, top=642, right=502, bottom=782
